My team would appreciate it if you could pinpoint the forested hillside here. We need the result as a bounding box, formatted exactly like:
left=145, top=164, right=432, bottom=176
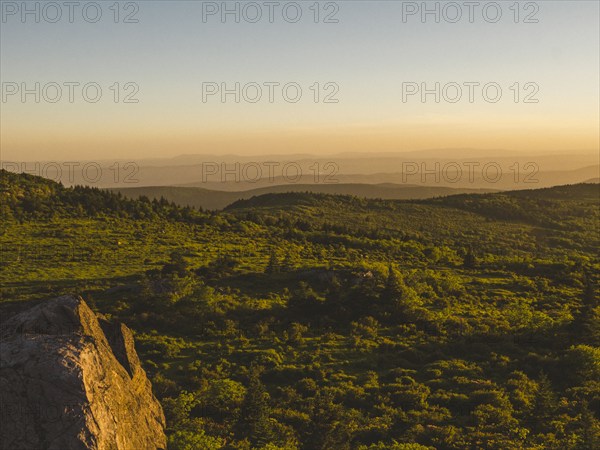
left=1, top=169, right=599, bottom=450
left=109, top=184, right=496, bottom=211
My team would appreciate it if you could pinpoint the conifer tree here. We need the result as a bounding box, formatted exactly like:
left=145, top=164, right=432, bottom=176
left=265, top=250, right=280, bottom=274
left=578, top=401, right=600, bottom=450
left=463, top=245, right=477, bottom=269
left=380, top=265, right=418, bottom=320
left=238, top=366, right=273, bottom=446
left=530, top=372, right=557, bottom=432
left=574, top=270, right=600, bottom=345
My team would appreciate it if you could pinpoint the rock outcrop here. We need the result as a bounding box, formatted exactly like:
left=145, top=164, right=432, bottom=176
left=0, top=295, right=166, bottom=450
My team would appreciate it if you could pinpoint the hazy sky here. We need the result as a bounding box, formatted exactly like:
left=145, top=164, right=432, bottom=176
left=1, top=0, right=599, bottom=160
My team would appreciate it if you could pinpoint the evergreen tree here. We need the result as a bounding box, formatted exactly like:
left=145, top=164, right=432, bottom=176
left=304, top=390, right=352, bottom=450
left=463, top=245, right=476, bottom=269
left=237, top=366, right=273, bottom=446
left=379, top=265, right=419, bottom=321
left=161, top=251, right=190, bottom=277
left=265, top=250, right=280, bottom=274
left=281, top=251, right=294, bottom=272
left=577, top=401, right=600, bottom=450
left=382, top=264, right=402, bottom=301
left=573, top=270, right=600, bottom=345
left=530, top=372, right=557, bottom=432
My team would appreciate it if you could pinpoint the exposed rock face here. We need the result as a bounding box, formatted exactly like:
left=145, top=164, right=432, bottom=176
left=0, top=295, right=166, bottom=450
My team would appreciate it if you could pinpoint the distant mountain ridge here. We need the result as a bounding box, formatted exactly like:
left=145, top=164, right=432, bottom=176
left=177, top=165, right=600, bottom=191
left=109, top=183, right=498, bottom=210
left=3, top=151, right=597, bottom=189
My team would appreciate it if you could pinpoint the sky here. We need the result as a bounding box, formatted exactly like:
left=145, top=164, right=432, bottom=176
left=1, top=0, right=599, bottom=160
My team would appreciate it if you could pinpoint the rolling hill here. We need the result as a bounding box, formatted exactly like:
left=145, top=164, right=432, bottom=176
left=109, top=183, right=497, bottom=210
left=2, top=169, right=599, bottom=450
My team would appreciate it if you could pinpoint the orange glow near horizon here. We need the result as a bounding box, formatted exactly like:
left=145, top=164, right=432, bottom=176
left=2, top=118, right=598, bottom=160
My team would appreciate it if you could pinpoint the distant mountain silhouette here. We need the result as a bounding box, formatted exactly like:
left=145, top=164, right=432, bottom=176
left=109, top=184, right=498, bottom=210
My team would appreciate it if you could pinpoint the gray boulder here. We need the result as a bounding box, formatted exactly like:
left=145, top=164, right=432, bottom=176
left=0, top=295, right=166, bottom=450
